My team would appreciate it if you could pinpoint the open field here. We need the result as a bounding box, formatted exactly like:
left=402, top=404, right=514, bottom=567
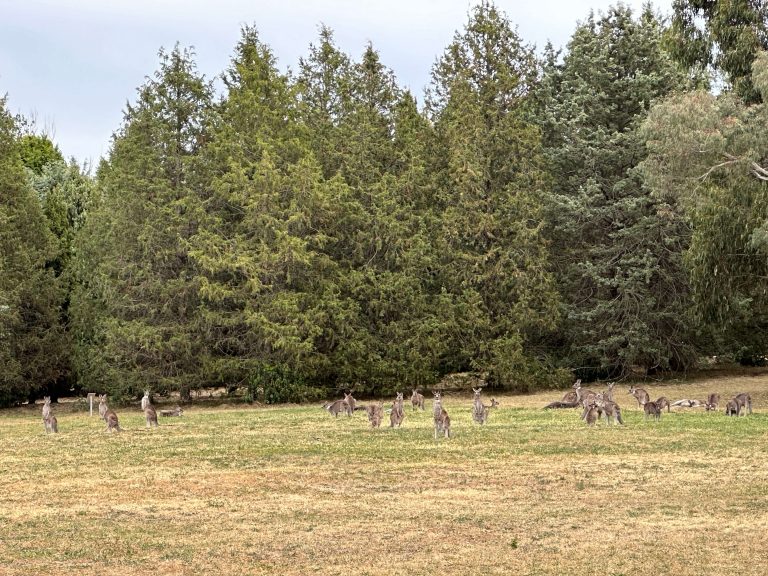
left=2, top=371, right=768, bottom=575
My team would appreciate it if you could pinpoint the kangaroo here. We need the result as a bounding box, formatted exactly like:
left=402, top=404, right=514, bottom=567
left=390, top=392, right=405, bottom=428
left=411, top=389, right=425, bottom=411
left=98, top=394, right=108, bottom=420
left=160, top=406, right=183, bottom=417
left=725, top=399, right=740, bottom=416
left=671, top=398, right=703, bottom=408
left=544, top=399, right=580, bottom=409
left=604, top=382, right=616, bottom=402
left=705, top=393, right=720, bottom=411
left=323, top=399, right=351, bottom=417
left=343, top=392, right=357, bottom=414
left=477, top=398, right=499, bottom=424
left=42, top=396, right=52, bottom=420
left=573, top=380, right=597, bottom=413
left=366, top=403, right=384, bottom=428
left=99, top=396, right=121, bottom=432
left=583, top=399, right=600, bottom=426
left=433, top=391, right=451, bottom=439
left=629, top=385, right=650, bottom=409
left=655, top=396, right=670, bottom=413
left=144, top=401, right=158, bottom=429
left=561, top=389, right=578, bottom=404
left=472, top=387, right=485, bottom=424
left=595, top=393, right=623, bottom=425
left=141, top=390, right=151, bottom=411
left=644, top=400, right=661, bottom=421
left=733, top=393, right=752, bottom=416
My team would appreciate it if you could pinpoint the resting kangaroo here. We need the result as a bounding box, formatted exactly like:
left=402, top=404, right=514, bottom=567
left=160, top=406, right=183, bottom=417
left=628, top=385, right=650, bottom=409
left=390, top=392, right=405, bottom=428
left=433, top=391, right=451, bottom=439
left=411, top=389, right=425, bottom=411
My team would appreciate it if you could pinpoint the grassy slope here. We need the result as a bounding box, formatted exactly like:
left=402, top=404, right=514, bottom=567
left=2, top=372, right=768, bottom=575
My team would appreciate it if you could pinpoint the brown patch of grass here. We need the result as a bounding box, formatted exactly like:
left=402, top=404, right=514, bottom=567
left=2, top=373, right=768, bottom=574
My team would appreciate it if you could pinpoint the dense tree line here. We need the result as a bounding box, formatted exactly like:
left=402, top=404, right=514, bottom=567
left=3, top=0, right=768, bottom=405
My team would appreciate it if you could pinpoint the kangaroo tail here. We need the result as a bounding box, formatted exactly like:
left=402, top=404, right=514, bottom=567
left=354, top=406, right=367, bottom=411
left=617, top=410, right=624, bottom=425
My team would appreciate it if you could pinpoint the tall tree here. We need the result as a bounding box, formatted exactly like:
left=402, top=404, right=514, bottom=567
left=72, top=45, right=213, bottom=398
left=426, top=1, right=561, bottom=390
left=667, top=0, right=768, bottom=103
left=641, top=51, right=768, bottom=358
left=0, top=98, right=65, bottom=406
left=540, top=5, right=697, bottom=377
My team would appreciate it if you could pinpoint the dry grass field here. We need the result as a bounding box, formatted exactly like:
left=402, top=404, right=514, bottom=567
left=2, top=370, right=768, bottom=575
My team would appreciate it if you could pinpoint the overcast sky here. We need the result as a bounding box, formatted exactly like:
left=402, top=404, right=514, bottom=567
left=1, top=0, right=672, bottom=166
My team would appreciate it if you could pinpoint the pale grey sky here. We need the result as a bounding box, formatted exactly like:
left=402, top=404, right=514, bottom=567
left=1, top=0, right=671, bottom=165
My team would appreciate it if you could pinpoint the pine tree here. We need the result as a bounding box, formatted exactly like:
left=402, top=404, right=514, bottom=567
left=540, top=5, right=697, bottom=377
left=426, top=1, right=561, bottom=390
left=72, top=45, right=213, bottom=398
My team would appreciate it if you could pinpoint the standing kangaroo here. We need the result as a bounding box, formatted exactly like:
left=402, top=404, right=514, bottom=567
left=143, top=394, right=158, bottom=429
left=366, top=403, right=384, bottom=428
left=644, top=400, right=661, bottom=421
left=628, top=385, right=650, bottom=409
left=472, top=387, right=485, bottom=424
left=42, top=397, right=58, bottom=433
left=323, top=399, right=351, bottom=417
left=477, top=398, right=499, bottom=424
left=141, top=390, right=151, bottom=411
left=99, top=395, right=121, bottom=432
left=595, top=393, right=623, bottom=425
left=573, top=380, right=597, bottom=410
left=411, top=389, right=425, bottom=411
left=584, top=399, right=600, bottom=426
left=433, top=391, right=451, bottom=439
left=344, top=392, right=357, bottom=414
left=655, top=397, right=670, bottom=413
left=705, top=393, right=720, bottom=411
left=390, top=392, right=405, bottom=428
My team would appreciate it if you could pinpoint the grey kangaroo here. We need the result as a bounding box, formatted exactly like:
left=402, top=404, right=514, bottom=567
left=344, top=392, right=357, bottom=414
left=99, top=395, right=121, bottom=432
left=595, top=393, right=623, bottom=425
left=725, top=399, right=740, bottom=416
left=629, top=385, right=650, bottom=409
left=42, top=397, right=58, bottom=433
left=323, top=399, right=351, bottom=417
left=390, top=392, right=405, bottom=428
left=143, top=398, right=158, bottom=429
left=141, top=390, right=151, bottom=411
left=584, top=398, right=600, bottom=426
left=433, top=391, right=451, bottom=439
left=705, top=393, right=720, bottom=411
left=478, top=398, right=499, bottom=424
left=644, top=400, right=661, bottom=421
left=734, top=393, right=752, bottom=416
left=160, top=406, right=183, bottom=417
left=366, top=403, right=384, bottom=428
left=472, top=387, right=485, bottom=424
left=573, top=380, right=597, bottom=415
left=655, top=397, right=670, bottom=413
left=411, top=389, right=425, bottom=411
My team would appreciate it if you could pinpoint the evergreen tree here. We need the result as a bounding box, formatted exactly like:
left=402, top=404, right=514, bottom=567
left=72, top=45, right=213, bottom=398
left=426, top=1, right=561, bottom=390
left=540, top=5, right=697, bottom=377
left=0, top=98, right=65, bottom=406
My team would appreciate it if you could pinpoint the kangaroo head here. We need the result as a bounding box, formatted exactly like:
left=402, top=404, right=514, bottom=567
left=43, top=396, right=51, bottom=405
left=490, top=398, right=499, bottom=408
left=472, top=387, right=482, bottom=396
left=607, top=382, right=615, bottom=391
left=433, top=390, right=441, bottom=400
left=628, top=385, right=636, bottom=394
left=573, top=380, right=582, bottom=390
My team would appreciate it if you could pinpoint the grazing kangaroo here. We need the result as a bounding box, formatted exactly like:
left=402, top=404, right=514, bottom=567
left=734, top=393, right=752, bottom=416
left=323, top=399, right=351, bottom=417
left=160, top=406, right=183, bottom=417
left=628, top=385, right=650, bottom=409
left=99, top=396, right=121, bottom=432
left=478, top=398, right=499, bottom=424
left=655, top=396, right=670, bottom=413
left=595, top=393, right=623, bottom=425
left=725, top=399, right=741, bottom=416
left=411, top=389, right=425, bottom=411
left=644, top=400, right=661, bottom=421
left=433, top=391, right=451, bottom=439
left=472, top=387, right=486, bottom=424
left=366, top=403, right=384, bottom=428
left=705, top=393, right=720, bottom=411
left=390, top=392, right=405, bottom=428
